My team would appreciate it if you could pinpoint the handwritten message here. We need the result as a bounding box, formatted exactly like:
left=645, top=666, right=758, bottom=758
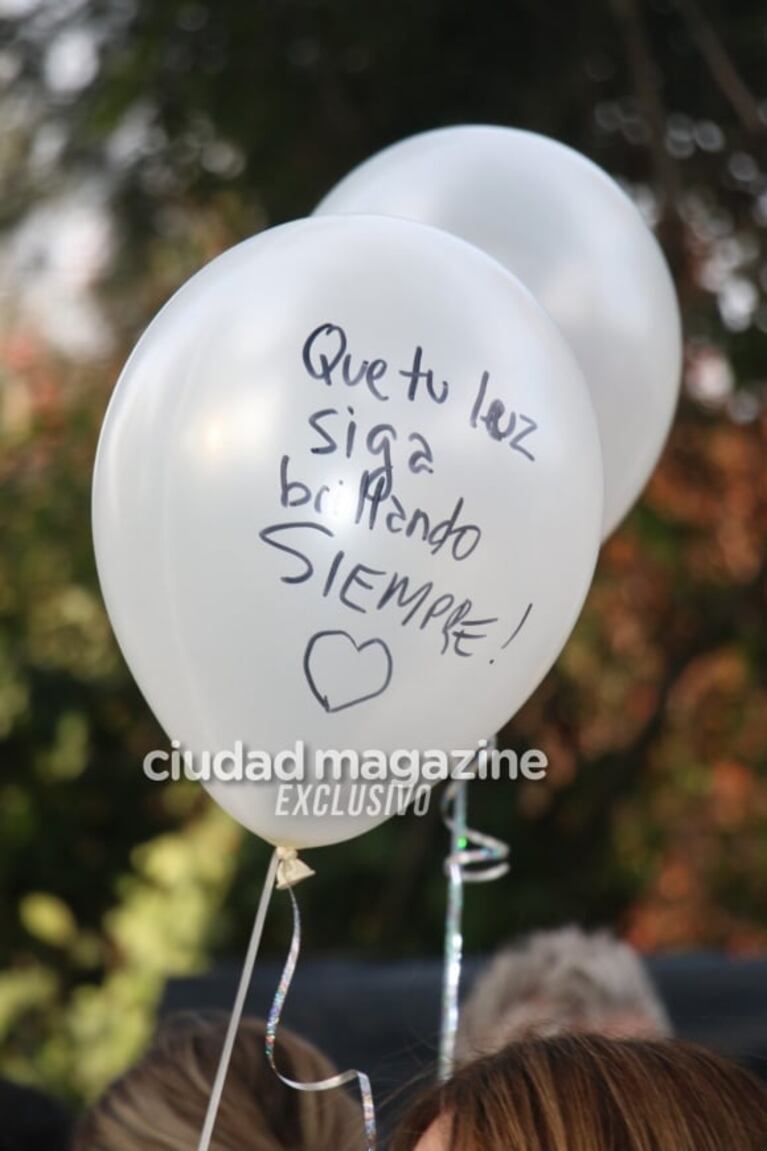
left=259, top=322, right=538, bottom=711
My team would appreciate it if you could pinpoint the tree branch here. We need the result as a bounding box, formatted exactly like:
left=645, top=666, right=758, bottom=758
left=675, top=0, right=763, bottom=137
left=610, top=0, right=686, bottom=275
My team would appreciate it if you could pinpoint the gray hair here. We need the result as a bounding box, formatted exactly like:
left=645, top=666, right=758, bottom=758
left=456, top=926, right=672, bottom=1062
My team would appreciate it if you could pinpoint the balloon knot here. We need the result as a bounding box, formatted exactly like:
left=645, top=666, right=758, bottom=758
left=276, top=847, right=315, bottom=890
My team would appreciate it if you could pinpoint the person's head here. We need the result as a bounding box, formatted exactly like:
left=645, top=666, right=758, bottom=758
left=72, top=1013, right=363, bottom=1151
left=394, top=1035, right=767, bottom=1151
left=456, top=926, right=670, bottom=1060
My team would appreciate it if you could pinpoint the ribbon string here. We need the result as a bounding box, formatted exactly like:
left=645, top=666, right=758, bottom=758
left=196, top=849, right=281, bottom=1151
left=442, top=776, right=511, bottom=884
left=438, top=756, right=510, bottom=1079
left=266, top=880, right=377, bottom=1151
left=197, top=847, right=375, bottom=1151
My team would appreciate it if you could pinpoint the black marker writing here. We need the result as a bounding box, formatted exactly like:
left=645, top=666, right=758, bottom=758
left=258, top=520, right=334, bottom=584
left=501, top=601, right=534, bottom=648
left=259, top=520, right=498, bottom=657
left=398, top=344, right=449, bottom=405
left=303, top=322, right=389, bottom=401
left=470, top=371, right=538, bottom=460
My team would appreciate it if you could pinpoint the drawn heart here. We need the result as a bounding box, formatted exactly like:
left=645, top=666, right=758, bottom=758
left=303, top=630, right=394, bottom=713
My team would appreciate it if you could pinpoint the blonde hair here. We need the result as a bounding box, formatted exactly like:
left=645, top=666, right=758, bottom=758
left=73, top=1013, right=363, bottom=1151
left=393, top=1034, right=767, bottom=1151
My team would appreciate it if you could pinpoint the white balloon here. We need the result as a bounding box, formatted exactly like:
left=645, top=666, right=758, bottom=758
left=316, top=125, right=682, bottom=537
left=93, top=215, right=602, bottom=849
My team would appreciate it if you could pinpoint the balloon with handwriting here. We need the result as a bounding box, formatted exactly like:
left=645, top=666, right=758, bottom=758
left=92, top=215, right=602, bottom=849
left=316, top=125, right=682, bottom=538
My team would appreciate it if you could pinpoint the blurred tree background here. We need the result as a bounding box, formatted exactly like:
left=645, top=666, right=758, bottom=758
left=0, top=0, right=766, bottom=1104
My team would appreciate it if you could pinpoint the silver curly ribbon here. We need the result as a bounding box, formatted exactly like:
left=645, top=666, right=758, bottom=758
left=439, top=751, right=510, bottom=1080
left=197, top=847, right=375, bottom=1151
left=266, top=873, right=377, bottom=1151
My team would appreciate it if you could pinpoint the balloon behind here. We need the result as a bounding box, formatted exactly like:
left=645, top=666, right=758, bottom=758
left=316, top=126, right=682, bottom=537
